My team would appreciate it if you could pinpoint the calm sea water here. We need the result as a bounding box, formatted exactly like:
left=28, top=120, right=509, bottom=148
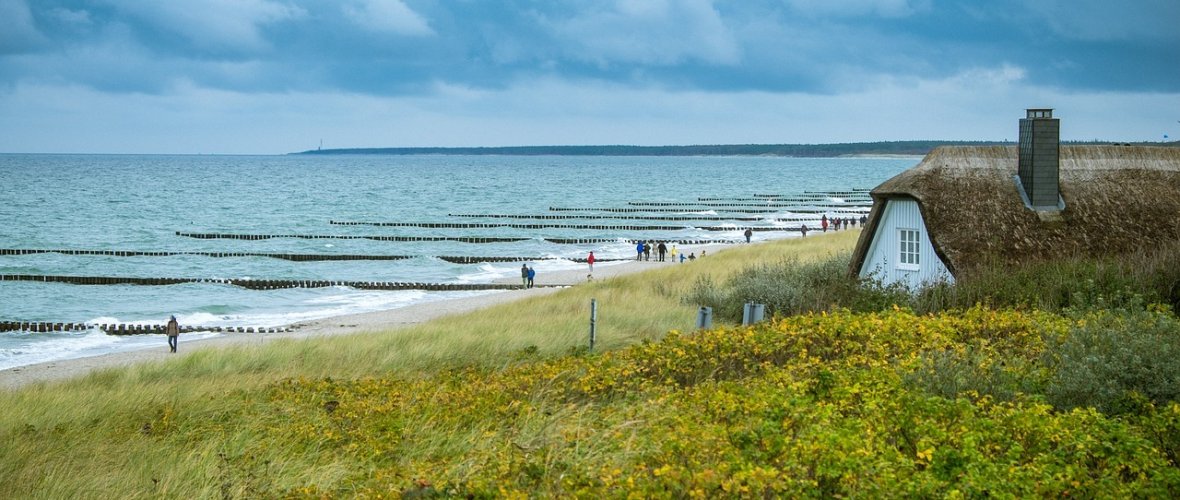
left=0, top=154, right=918, bottom=369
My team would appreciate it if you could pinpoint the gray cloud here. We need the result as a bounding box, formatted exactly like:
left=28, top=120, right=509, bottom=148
left=1, top=0, right=1177, bottom=153
left=4, top=0, right=1177, bottom=94
left=0, top=0, right=45, bottom=54
left=540, top=0, right=740, bottom=67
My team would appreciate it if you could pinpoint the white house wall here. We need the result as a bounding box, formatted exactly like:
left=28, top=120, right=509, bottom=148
left=858, top=198, right=953, bottom=289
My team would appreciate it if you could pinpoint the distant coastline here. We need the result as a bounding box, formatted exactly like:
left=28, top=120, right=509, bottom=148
left=291, top=140, right=1175, bottom=157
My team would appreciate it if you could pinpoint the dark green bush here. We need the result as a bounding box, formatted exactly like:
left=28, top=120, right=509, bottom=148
left=903, top=346, right=1033, bottom=403
left=686, top=243, right=1180, bottom=322
left=684, top=252, right=911, bottom=321
left=921, top=242, right=1180, bottom=314
left=1044, top=310, right=1180, bottom=414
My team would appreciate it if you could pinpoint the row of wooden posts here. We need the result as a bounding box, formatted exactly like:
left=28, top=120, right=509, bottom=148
left=0, top=321, right=289, bottom=335
left=0, top=249, right=635, bottom=265
left=698, top=196, right=871, bottom=202
left=548, top=206, right=866, bottom=214
left=174, top=232, right=530, bottom=243
left=0, top=248, right=413, bottom=261
left=172, top=233, right=741, bottom=245
left=625, top=201, right=871, bottom=208
left=446, top=213, right=808, bottom=221
left=325, top=221, right=817, bottom=231
left=0, top=275, right=553, bottom=291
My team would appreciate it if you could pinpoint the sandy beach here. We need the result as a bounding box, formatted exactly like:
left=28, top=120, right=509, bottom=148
left=0, top=243, right=733, bottom=390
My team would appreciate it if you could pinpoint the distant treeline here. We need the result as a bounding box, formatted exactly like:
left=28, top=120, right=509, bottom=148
left=293, top=140, right=1177, bottom=157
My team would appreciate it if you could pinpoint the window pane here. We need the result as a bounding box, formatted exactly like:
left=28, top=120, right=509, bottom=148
left=898, top=229, right=920, bottom=268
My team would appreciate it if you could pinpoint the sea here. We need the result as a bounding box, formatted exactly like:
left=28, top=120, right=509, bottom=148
left=0, top=153, right=918, bottom=370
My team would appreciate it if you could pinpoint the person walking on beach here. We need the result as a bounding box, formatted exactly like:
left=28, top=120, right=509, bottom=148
left=670, top=245, right=678, bottom=263
left=165, top=315, right=180, bottom=353
left=521, top=264, right=529, bottom=287
left=821, top=214, right=829, bottom=232
left=636, top=241, right=645, bottom=261
left=801, top=224, right=808, bottom=238
left=643, top=242, right=651, bottom=261
left=657, top=242, right=667, bottom=262
left=527, top=266, right=536, bottom=288
left=587, top=251, right=595, bottom=273
left=744, top=228, right=753, bottom=243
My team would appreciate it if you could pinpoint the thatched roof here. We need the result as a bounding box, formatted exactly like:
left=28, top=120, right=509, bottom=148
left=850, top=145, right=1180, bottom=277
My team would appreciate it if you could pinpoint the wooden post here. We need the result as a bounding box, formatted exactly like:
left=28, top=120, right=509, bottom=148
left=589, top=299, right=597, bottom=351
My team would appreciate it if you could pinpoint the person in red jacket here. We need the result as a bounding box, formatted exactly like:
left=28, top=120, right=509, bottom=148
left=587, top=251, right=595, bottom=273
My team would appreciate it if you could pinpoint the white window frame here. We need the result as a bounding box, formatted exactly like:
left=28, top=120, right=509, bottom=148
left=897, top=228, right=920, bottom=271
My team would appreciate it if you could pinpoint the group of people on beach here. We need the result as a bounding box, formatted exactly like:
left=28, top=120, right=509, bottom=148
left=520, top=264, right=536, bottom=288
left=632, top=241, right=700, bottom=264
left=819, top=214, right=868, bottom=232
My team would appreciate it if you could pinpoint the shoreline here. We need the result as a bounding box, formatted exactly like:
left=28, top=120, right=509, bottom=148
left=0, top=243, right=734, bottom=390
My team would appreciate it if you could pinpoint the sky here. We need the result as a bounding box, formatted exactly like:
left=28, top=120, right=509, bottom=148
left=0, top=0, right=1177, bottom=154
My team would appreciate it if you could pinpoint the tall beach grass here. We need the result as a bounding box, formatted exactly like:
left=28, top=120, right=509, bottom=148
left=0, top=232, right=861, bottom=497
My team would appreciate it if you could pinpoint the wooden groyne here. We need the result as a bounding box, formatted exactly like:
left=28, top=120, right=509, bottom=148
left=436, top=256, right=630, bottom=264
left=0, top=274, right=547, bottom=291
left=174, top=232, right=529, bottom=243
left=700, top=195, right=871, bottom=202
left=0, top=248, right=413, bottom=262
left=541, top=238, right=737, bottom=245
left=0, top=249, right=634, bottom=265
left=804, top=189, right=872, bottom=196
left=548, top=207, right=862, bottom=214
left=753, top=190, right=872, bottom=199
left=327, top=221, right=808, bottom=232
left=625, top=201, right=872, bottom=208
left=449, top=213, right=771, bottom=221
left=331, top=221, right=703, bottom=231
left=0, top=321, right=290, bottom=335
left=170, top=232, right=792, bottom=243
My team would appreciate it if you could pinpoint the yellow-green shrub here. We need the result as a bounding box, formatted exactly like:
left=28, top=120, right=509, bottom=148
left=186, top=307, right=1180, bottom=497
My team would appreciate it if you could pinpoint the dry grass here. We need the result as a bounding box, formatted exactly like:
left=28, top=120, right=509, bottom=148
left=0, top=232, right=863, bottom=497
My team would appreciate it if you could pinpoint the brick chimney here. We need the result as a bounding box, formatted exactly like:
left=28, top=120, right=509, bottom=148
left=1017, top=108, right=1063, bottom=210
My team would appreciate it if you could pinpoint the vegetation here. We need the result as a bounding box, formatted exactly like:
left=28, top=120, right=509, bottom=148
left=688, top=240, right=1180, bottom=319
left=3, top=229, right=1179, bottom=497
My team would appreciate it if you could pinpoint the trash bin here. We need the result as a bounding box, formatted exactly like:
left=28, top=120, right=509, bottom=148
left=697, top=306, right=713, bottom=329
left=742, top=303, right=765, bottom=325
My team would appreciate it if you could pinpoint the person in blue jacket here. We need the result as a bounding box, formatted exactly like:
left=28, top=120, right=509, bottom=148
left=526, top=266, right=536, bottom=288
left=636, top=241, right=645, bottom=261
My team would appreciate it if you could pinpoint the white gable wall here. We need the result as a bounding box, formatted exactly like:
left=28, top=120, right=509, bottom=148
left=858, top=197, right=953, bottom=289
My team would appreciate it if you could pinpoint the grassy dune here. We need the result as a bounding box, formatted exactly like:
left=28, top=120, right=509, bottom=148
left=0, top=232, right=862, bottom=497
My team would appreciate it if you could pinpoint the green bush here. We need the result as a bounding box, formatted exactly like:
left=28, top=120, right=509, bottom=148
left=1045, top=310, right=1180, bottom=414
left=903, top=346, right=1033, bottom=403
left=920, top=243, right=1180, bottom=314
left=684, top=252, right=912, bottom=321
left=686, top=244, right=1180, bottom=324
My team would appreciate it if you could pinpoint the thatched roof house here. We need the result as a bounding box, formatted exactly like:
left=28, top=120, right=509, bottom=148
left=849, top=144, right=1180, bottom=287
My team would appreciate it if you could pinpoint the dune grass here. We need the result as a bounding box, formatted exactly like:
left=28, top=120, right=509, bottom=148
left=0, top=231, right=861, bottom=497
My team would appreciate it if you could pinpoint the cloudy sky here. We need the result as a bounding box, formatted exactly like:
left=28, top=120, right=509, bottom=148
left=1, top=0, right=1177, bottom=154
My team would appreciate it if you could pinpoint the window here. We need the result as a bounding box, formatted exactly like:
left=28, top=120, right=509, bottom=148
left=898, top=228, right=920, bottom=270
